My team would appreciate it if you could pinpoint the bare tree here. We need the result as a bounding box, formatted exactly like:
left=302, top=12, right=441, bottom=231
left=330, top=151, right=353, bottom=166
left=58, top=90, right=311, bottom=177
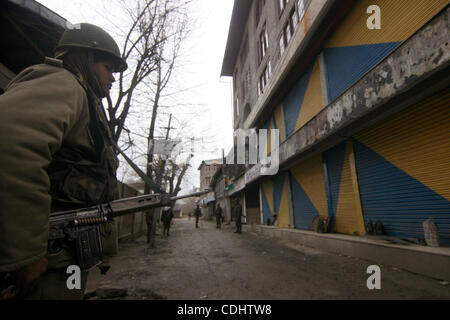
left=105, top=0, right=191, bottom=144
left=94, top=0, right=196, bottom=195
left=79, top=0, right=195, bottom=245
left=164, top=155, right=193, bottom=196
left=105, top=0, right=195, bottom=246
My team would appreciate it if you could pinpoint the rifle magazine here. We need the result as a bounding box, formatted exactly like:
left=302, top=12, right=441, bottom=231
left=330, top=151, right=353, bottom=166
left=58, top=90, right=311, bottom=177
left=75, top=226, right=103, bottom=271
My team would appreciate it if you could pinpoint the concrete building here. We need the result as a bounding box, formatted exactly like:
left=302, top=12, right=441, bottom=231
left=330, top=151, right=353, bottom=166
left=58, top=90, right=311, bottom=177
left=208, top=164, right=231, bottom=224
left=221, top=0, right=449, bottom=244
left=198, top=158, right=222, bottom=219
left=198, top=158, right=222, bottom=191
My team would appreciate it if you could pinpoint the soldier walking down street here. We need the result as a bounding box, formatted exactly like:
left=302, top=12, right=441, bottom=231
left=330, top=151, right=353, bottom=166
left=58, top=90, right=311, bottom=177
left=234, top=199, right=244, bottom=234
left=161, top=207, right=174, bottom=237
left=194, top=205, right=201, bottom=228
left=0, top=23, right=127, bottom=300
left=216, top=204, right=223, bottom=229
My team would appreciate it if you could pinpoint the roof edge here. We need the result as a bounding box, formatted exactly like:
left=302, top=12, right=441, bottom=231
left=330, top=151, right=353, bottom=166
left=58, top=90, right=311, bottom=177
left=220, top=0, right=252, bottom=77
left=9, top=0, right=69, bottom=29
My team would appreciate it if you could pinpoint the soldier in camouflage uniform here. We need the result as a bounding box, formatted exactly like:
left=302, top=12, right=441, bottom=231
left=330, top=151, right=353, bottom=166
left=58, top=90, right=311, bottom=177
left=234, top=199, right=243, bottom=234
left=0, top=23, right=127, bottom=299
left=161, top=207, right=174, bottom=236
left=216, top=204, right=223, bottom=229
left=194, top=205, right=201, bottom=228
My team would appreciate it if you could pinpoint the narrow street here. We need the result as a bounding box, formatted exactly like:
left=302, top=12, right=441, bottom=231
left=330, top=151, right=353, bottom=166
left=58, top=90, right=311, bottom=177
left=86, top=218, right=450, bottom=300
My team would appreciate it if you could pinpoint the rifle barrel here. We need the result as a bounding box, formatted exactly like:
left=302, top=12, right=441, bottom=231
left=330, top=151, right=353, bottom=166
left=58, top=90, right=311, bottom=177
left=109, top=194, right=166, bottom=217
left=49, top=190, right=211, bottom=222
left=109, top=190, right=209, bottom=217
left=169, top=190, right=209, bottom=201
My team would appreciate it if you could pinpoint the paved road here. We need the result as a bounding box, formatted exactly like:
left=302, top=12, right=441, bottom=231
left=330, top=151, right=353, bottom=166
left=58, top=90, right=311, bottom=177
left=86, top=218, right=450, bottom=300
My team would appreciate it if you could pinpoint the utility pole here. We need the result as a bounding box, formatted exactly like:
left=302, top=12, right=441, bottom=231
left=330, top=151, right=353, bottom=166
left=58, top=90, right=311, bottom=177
left=157, top=114, right=175, bottom=186
left=163, top=114, right=174, bottom=140
left=149, top=114, right=175, bottom=247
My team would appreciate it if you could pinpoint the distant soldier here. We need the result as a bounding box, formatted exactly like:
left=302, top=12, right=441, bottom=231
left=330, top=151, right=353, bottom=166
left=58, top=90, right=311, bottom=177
left=194, top=205, right=201, bottom=228
left=161, top=207, right=174, bottom=237
left=234, top=199, right=243, bottom=234
left=216, top=204, right=223, bottom=229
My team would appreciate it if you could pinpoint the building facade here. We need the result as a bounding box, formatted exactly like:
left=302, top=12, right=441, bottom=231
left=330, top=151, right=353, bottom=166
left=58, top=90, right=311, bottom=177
left=210, top=165, right=232, bottom=223
left=221, top=0, right=450, bottom=244
left=198, top=159, right=222, bottom=219
left=198, top=159, right=222, bottom=191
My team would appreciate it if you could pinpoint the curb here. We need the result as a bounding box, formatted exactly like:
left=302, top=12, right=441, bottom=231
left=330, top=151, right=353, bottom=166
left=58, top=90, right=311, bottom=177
left=244, top=224, right=450, bottom=282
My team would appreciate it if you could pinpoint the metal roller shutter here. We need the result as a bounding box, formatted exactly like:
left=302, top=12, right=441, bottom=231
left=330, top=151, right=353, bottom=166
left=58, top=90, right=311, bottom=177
left=289, top=154, right=329, bottom=230
left=323, top=0, right=448, bottom=103
left=353, top=91, right=450, bottom=244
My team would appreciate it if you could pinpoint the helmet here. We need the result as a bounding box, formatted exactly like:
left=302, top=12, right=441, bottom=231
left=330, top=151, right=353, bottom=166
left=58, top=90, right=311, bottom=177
left=55, top=23, right=127, bottom=72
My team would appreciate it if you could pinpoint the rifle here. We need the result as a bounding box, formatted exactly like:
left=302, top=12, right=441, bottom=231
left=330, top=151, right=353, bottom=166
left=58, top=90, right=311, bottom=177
left=48, top=190, right=209, bottom=271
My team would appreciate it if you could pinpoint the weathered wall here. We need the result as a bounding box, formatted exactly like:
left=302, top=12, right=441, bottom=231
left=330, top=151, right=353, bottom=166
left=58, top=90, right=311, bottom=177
left=116, top=182, right=146, bottom=242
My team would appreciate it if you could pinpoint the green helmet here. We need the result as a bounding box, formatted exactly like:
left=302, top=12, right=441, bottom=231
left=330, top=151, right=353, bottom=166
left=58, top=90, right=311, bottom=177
left=56, top=23, right=127, bottom=72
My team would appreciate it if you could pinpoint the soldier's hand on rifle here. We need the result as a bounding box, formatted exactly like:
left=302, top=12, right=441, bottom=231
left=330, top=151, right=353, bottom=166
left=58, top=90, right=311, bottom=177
left=0, top=257, right=48, bottom=300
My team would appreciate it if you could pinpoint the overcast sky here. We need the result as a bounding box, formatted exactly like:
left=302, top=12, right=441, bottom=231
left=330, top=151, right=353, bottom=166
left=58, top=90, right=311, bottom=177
left=36, top=0, right=235, bottom=192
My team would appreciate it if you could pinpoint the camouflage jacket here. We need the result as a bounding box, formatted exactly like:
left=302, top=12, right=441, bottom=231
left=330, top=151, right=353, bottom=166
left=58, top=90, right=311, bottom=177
left=0, top=59, right=118, bottom=272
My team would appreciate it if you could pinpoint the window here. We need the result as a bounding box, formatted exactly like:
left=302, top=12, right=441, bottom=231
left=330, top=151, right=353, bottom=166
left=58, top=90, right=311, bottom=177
left=278, top=1, right=310, bottom=57
left=259, top=25, right=269, bottom=62
left=279, top=35, right=285, bottom=55
left=279, top=8, right=298, bottom=56
left=258, top=61, right=272, bottom=96
left=278, top=0, right=288, bottom=15
left=234, top=68, right=239, bottom=118
left=297, top=0, right=306, bottom=22
left=292, top=7, right=299, bottom=29
left=285, top=20, right=292, bottom=43
left=233, top=68, right=238, bottom=92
